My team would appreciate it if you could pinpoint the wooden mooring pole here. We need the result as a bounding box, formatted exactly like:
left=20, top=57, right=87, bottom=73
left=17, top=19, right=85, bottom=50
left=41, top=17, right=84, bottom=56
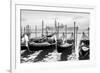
left=35, top=25, right=37, bottom=38
left=42, top=20, right=44, bottom=37
left=65, top=25, right=67, bottom=40
left=74, top=21, right=76, bottom=53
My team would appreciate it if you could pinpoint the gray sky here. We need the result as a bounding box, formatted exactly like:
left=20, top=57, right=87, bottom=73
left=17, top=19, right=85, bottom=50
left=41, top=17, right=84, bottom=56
left=21, top=10, right=89, bottom=31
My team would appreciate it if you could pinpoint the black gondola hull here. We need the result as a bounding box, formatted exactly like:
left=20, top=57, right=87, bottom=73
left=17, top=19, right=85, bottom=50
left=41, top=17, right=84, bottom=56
left=79, top=49, right=89, bottom=60
left=57, top=45, right=73, bottom=54
left=21, top=45, right=28, bottom=50
left=29, top=44, right=56, bottom=51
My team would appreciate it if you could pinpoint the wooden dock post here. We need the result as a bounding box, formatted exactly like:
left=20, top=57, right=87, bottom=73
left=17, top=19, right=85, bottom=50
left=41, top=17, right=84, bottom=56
left=65, top=25, right=67, bottom=40
left=24, top=27, right=25, bottom=35
left=45, top=26, right=48, bottom=40
left=42, top=20, right=44, bottom=37
left=57, top=22, right=59, bottom=39
left=55, top=19, right=57, bottom=34
left=55, top=19, right=58, bottom=52
left=74, top=21, right=76, bottom=53
left=35, top=25, right=37, bottom=38
left=76, top=26, right=78, bottom=46
left=88, top=27, right=89, bottom=39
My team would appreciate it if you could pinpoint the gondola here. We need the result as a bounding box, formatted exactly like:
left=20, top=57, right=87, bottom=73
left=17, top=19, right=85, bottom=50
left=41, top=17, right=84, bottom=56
left=21, top=45, right=28, bottom=50
left=21, top=41, right=56, bottom=51
left=29, top=37, right=46, bottom=43
left=79, top=32, right=90, bottom=60
left=57, top=41, right=73, bottom=54
left=28, top=41, right=56, bottom=51
left=21, top=39, right=28, bottom=50
left=21, top=32, right=57, bottom=51
left=66, top=32, right=75, bottom=44
left=57, top=32, right=74, bottom=54
left=79, top=45, right=89, bottom=60
left=29, top=32, right=56, bottom=43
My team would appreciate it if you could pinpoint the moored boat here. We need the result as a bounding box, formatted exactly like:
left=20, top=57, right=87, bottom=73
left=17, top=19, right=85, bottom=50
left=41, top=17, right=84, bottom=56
left=57, top=42, right=73, bottom=54
left=79, top=32, right=90, bottom=60
left=28, top=41, right=56, bottom=51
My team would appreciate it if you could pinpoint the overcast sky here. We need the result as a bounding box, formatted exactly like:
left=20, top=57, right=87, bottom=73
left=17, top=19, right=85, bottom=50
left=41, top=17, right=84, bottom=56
left=21, top=10, right=89, bottom=31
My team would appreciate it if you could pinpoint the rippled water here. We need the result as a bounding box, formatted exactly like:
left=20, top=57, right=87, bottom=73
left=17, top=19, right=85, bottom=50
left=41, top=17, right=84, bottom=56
left=21, top=32, right=89, bottom=63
